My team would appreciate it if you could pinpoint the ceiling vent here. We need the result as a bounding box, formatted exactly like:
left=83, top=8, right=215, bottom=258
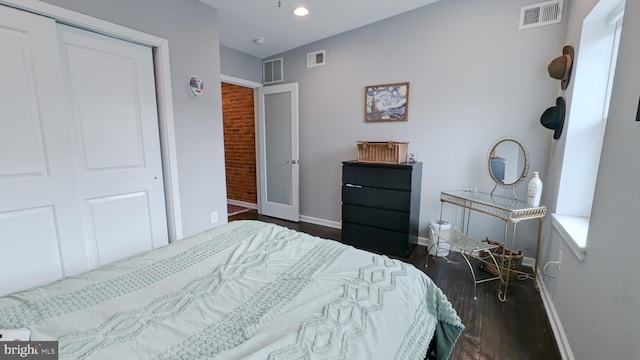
left=519, top=0, right=564, bottom=29
left=307, top=50, right=326, bottom=68
left=263, top=57, right=283, bottom=84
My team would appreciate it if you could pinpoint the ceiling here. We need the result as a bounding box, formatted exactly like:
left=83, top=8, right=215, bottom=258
left=199, top=0, right=440, bottom=59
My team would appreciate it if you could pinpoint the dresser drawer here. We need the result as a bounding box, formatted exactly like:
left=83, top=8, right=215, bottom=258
left=342, top=164, right=412, bottom=190
left=342, top=204, right=409, bottom=233
left=342, top=185, right=410, bottom=211
left=341, top=222, right=413, bottom=257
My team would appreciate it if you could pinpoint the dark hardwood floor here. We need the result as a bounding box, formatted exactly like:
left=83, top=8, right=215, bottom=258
left=229, top=210, right=561, bottom=360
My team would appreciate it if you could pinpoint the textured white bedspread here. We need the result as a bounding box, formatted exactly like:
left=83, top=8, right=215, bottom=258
left=0, top=220, right=463, bottom=359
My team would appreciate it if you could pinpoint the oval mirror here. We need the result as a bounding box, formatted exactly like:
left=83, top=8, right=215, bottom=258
left=487, top=137, right=530, bottom=196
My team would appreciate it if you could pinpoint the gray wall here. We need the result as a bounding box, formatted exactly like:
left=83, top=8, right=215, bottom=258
left=541, top=0, right=640, bottom=358
left=41, top=0, right=228, bottom=238
left=220, top=45, right=262, bottom=83
left=270, top=0, right=564, bottom=256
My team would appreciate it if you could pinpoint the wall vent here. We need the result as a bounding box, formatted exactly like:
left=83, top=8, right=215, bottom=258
left=307, top=50, right=326, bottom=68
left=519, top=0, right=563, bottom=29
left=263, top=57, right=283, bottom=84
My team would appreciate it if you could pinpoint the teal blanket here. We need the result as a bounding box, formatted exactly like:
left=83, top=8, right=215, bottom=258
left=0, top=220, right=463, bottom=359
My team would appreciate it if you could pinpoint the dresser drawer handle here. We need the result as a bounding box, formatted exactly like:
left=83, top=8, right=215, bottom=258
left=345, top=184, right=362, bottom=189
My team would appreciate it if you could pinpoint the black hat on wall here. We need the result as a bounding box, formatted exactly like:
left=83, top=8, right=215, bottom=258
left=540, top=97, right=566, bottom=140
left=548, top=45, right=575, bottom=90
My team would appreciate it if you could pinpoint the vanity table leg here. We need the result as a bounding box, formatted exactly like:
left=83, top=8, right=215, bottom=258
left=499, top=222, right=518, bottom=302
left=499, top=221, right=509, bottom=284
left=533, top=218, right=543, bottom=291
left=462, top=203, right=472, bottom=235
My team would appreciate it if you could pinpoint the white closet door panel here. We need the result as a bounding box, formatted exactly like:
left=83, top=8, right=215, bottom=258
left=66, top=46, right=144, bottom=170
left=59, top=24, right=168, bottom=267
left=0, top=29, right=47, bottom=177
left=0, top=207, right=63, bottom=295
left=0, top=6, right=88, bottom=296
left=87, top=192, right=154, bottom=266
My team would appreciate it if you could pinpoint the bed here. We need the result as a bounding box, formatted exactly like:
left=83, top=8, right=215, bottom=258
left=0, top=220, right=463, bottom=359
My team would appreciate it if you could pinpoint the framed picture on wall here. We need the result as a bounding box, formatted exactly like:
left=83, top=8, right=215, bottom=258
left=364, top=82, right=409, bottom=122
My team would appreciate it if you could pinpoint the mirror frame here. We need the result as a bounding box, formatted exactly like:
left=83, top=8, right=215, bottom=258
left=487, top=136, right=530, bottom=198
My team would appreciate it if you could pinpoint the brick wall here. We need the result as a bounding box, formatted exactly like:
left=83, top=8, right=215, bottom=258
left=222, top=83, right=257, bottom=204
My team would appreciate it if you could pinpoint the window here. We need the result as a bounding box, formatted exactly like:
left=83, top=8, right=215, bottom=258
left=554, top=0, right=624, bottom=260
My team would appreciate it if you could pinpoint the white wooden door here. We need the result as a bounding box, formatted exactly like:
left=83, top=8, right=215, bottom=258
left=58, top=25, right=168, bottom=267
left=0, top=6, right=87, bottom=295
left=257, top=83, right=300, bottom=222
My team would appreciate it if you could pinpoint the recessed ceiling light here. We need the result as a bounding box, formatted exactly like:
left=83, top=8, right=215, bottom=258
left=293, top=7, right=309, bottom=16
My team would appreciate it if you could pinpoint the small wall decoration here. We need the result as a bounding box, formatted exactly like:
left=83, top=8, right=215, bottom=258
left=189, top=75, right=204, bottom=96
left=364, top=82, right=409, bottom=122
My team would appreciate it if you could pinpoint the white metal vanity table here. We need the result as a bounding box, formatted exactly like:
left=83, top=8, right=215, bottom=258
left=429, top=137, right=547, bottom=302
left=438, top=189, right=546, bottom=301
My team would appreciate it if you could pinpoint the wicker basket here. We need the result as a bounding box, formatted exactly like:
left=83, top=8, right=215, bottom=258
left=357, top=141, right=409, bottom=164
left=479, top=238, right=523, bottom=279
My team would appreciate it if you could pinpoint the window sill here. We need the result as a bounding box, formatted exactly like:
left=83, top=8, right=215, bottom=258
left=551, top=213, right=587, bottom=261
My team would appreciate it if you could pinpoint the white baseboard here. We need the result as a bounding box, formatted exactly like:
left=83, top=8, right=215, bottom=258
left=299, top=215, right=341, bottom=229
left=537, top=269, right=575, bottom=360
left=417, top=235, right=430, bottom=247
left=227, top=199, right=257, bottom=209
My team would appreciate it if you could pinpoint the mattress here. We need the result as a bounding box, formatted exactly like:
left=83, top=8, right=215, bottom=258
left=0, top=220, right=463, bottom=359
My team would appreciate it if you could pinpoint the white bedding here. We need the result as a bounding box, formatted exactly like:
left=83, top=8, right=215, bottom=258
left=0, top=220, right=463, bottom=359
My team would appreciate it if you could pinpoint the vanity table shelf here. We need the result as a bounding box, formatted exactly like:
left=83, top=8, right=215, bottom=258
left=438, top=190, right=547, bottom=301
left=430, top=227, right=503, bottom=300
left=431, top=228, right=499, bottom=252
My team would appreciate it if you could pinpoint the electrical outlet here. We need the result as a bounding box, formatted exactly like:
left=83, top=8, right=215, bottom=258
left=210, top=211, right=218, bottom=224
left=558, top=250, right=563, bottom=271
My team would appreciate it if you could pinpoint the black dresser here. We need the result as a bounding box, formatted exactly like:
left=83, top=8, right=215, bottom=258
left=341, top=160, right=422, bottom=258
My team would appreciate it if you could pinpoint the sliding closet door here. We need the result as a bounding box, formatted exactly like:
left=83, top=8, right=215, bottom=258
left=58, top=25, right=168, bottom=267
left=0, top=6, right=169, bottom=296
left=0, top=5, right=87, bottom=296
